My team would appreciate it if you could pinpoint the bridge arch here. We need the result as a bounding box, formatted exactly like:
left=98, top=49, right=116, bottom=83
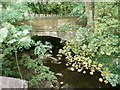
left=30, top=31, right=75, bottom=40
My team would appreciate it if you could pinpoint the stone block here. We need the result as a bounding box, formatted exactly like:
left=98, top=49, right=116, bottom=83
left=0, top=76, right=28, bottom=89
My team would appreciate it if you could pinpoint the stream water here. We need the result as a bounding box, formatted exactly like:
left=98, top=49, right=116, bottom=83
left=32, top=36, right=118, bottom=88
left=45, top=59, right=112, bottom=88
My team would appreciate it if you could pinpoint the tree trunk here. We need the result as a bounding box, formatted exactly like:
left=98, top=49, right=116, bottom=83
left=93, top=2, right=97, bottom=21
left=84, top=0, right=94, bottom=29
left=93, top=2, right=98, bottom=29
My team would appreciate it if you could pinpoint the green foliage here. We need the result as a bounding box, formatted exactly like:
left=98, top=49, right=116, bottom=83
left=34, top=41, right=52, bottom=58
left=1, top=56, right=21, bottom=78
left=70, top=3, right=84, bottom=16
left=57, top=2, right=120, bottom=87
left=105, top=73, right=119, bottom=87
left=95, top=55, right=118, bottom=74
left=0, top=2, right=33, bottom=55
left=1, top=2, right=32, bottom=24
left=0, top=27, right=8, bottom=43
left=1, top=2, right=57, bottom=88
left=69, top=2, right=85, bottom=22
left=58, top=27, right=119, bottom=87
left=1, top=1, right=119, bottom=88
left=0, top=23, right=32, bottom=55
left=21, top=55, right=57, bottom=87
left=95, top=2, right=119, bottom=36
left=27, top=2, right=79, bottom=16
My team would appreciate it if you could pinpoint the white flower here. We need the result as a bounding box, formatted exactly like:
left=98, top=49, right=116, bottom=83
left=82, top=44, right=87, bottom=50
left=8, top=39, right=16, bottom=44
left=19, top=36, right=31, bottom=46
left=6, top=7, right=11, bottom=11
left=23, top=29, right=29, bottom=35
left=0, top=28, right=8, bottom=43
left=19, top=36, right=31, bottom=42
left=14, top=34, right=18, bottom=37
left=0, top=38, right=3, bottom=43
left=16, top=31, right=22, bottom=36
left=60, top=82, right=64, bottom=84
left=0, top=28, right=8, bottom=38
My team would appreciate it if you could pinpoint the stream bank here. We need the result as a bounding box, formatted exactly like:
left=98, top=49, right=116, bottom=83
left=18, top=36, right=119, bottom=89
left=31, top=36, right=114, bottom=88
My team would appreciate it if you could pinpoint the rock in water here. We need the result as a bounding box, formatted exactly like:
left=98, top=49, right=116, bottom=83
left=55, top=73, right=63, bottom=77
left=43, top=56, right=60, bottom=64
left=61, top=83, right=69, bottom=88
left=0, top=76, right=28, bottom=89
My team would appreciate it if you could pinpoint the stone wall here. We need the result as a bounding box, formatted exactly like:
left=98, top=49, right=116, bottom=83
left=21, top=16, right=86, bottom=40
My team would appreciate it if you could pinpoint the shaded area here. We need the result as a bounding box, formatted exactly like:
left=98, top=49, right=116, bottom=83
left=31, top=36, right=65, bottom=56
left=19, top=36, right=119, bottom=88
left=32, top=36, right=113, bottom=88
left=45, top=59, right=113, bottom=88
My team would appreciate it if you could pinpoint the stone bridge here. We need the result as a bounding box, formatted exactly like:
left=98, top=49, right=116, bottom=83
left=22, top=16, right=86, bottom=40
